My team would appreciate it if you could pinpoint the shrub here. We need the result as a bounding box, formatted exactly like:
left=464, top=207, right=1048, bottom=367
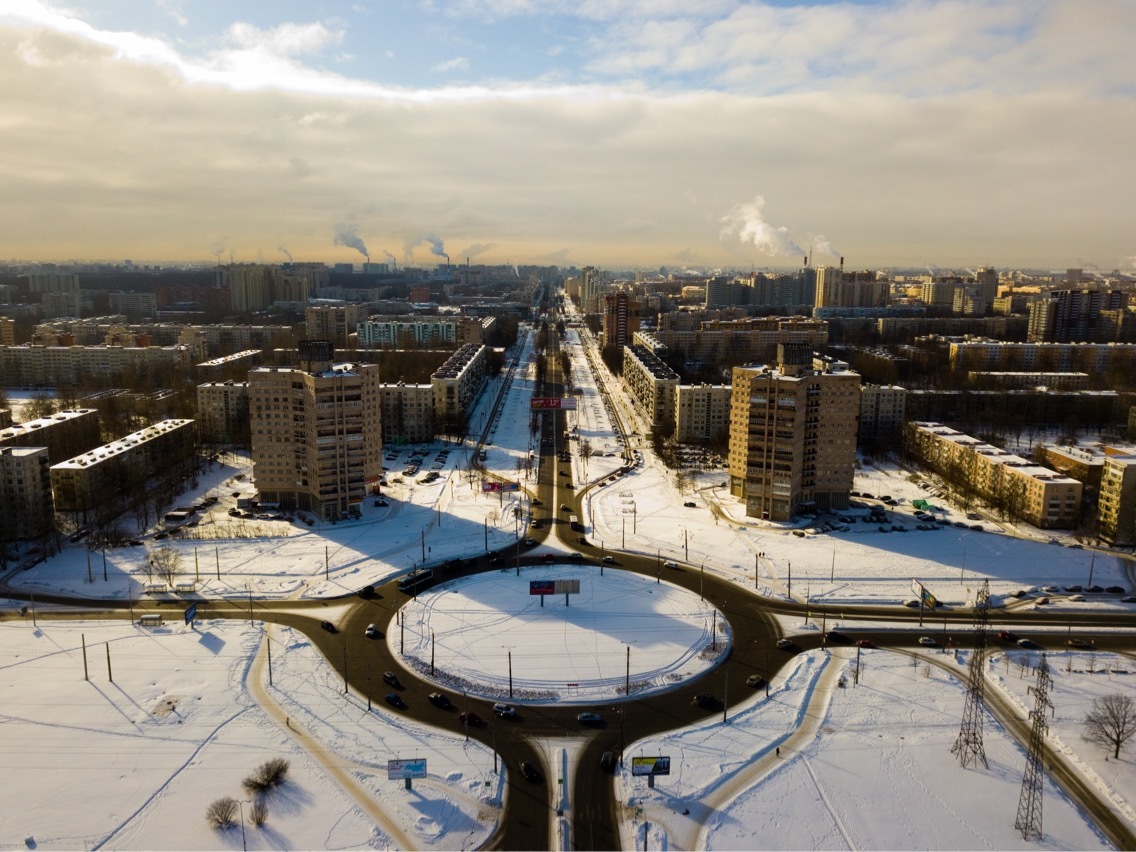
left=206, top=796, right=238, bottom=829
left=243, top=757, right=290, bottom=794
left=250, top=799, right=268, bottom=827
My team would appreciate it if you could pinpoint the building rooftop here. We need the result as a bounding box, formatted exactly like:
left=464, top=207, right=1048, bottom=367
left=51, top=419, right=194, bottom=470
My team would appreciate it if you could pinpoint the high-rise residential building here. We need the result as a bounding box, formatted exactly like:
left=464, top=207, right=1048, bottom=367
left=248, top=341, right=382, bottom=518
left=1027, top=288, right=1127, bottom=342
left=673, top=384, right=732, bottom=444
left=380, top=383, right=435, bottom=444
left=305, top=304, right=369, bottom=349
left=0, top=317, right=14, bottom=346
left=26, top=272, right=80, bottom=293
left=602, top=292, right=640, bottom=349
left=622, top=345, right=680, bottom=429
left=0, top=446, right=53, bottom=541
left=728, top=344, right=861, bottom=520
left=108, top=291, right=158, bottom=320
left=196, top=381, right=250, bottom=445
left=1099, top=455, right=1136, bottom=546
left=858, top=384, right=907, bottom=447
left=975, top=266, right=999, bottom=303
left=217, top=264, right=274, bottom=313
left=813, top=266, right=887, bottom=310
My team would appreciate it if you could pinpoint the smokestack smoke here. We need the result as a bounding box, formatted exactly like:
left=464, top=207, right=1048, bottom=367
left=278, top=246, right=293, bottom=263
left=719, top=195, right=803, bottom=258
left=333, top=222, right=370, bottom=259
left=423, top=232, right=448, bottom=263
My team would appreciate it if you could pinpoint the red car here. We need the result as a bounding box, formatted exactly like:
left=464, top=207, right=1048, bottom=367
left=855, top=639, right=878, bottom=649
left=996, top=631, right=1018, bottom=642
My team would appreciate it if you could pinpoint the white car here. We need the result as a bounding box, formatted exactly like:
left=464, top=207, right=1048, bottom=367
left=918, top=636, right=937, bottom=646
left=493, top=702, right=517, bottom=718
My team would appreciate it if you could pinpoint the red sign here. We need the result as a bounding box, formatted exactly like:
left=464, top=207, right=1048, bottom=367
left=530, top=397, right=562, bottom=409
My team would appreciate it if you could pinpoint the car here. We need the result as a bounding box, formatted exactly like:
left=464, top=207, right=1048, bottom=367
left=561, top=504, right=571, bottom=512
left=1017, top=638, right=1039, bottom=649
left=385, top=693, right=405, bottom=708
left=520, top=761, right=541, bottom=782
left=364, top=623, right=380, bottom=638
left=600, top=751, right=616, bottom=771
left=693, top=692, right=716, bottom=708
left=1087, top=585, right=1104, bottom=594
left=570, top=552, right=584, bottom=560
left=793, top=529, right=807, bottom=537
left=903, top=599, right=921, bottom=608
left=320, top=620, right=337, bottom=633
left=1066, top=638, right=1091, bottom=649
left=1065, top=585, right=1083, bottom=593
left=493, top=702, right=517, bottom=718
left=428, top=692, right=453, bottom=708
left=577, top=712, right=602, bottom=724
left=966, top=512, right=982, bottom=520
left=1042, top=586, right=1059, bottom=593
left=524, top=538, right=536, bottom=546
left=746, top=674, right=766, bottom=688
left=489, top=556, right=503, bottom=565
left=383, top=671, right=401, bottom=687
left=542, top=553, right=555, bottom=562
left=531, top=498, right=542, bottom=506
left=459, top=711, right=483, bottom=726
left=1107, top=586, right=1126, bottom=594
left=776, top=638, right=794, bottom=650
left=683, top=501, right=697, bottom=508
left=663, top=561, right=678, bottom=569
left=825, top=631, right=850, bottom=644
left=918, top=636, right=937, bottom=646
left=602, top=555, right=615, bottom=563
left=1068, top=594, right=1085, bottom=602
left=373, top=499, right=388, bottom=507
left=970, top=524, right=984, bottom=531
left=1035, top=597, right=1050, bottom=606
left=1069, top=543, right=1084, bottom=549
left=856, top=639, right=878, bottom=649
left=954, top=521, right=967, bottom=528
left=996, top=630, right=1019, bottom=642
left=1122, top=596, right=1136, bottom=604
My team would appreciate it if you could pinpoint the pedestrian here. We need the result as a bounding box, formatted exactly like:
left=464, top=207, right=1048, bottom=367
left=776, top=747, right=780, bottom=757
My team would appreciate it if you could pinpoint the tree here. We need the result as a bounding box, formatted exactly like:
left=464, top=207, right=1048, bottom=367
left=149, top=545, right=181, bottom=585
left=1083, top=693, right=1136, bottom=759
left=578, top=438, right=593, bottom=475
left=206, top=796, right=238, bottom=829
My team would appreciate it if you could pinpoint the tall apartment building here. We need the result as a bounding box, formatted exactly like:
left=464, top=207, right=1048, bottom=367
left=50, top=419, right=197, bottom=517
left=728, top=344, right=861, bottom=520
left=622, top=345, right=680, bottom=430
left=380, top=383, right=435, bottom=444
left=431, top=344, right=488, bottom=432
left=814, top=266, right=887, bottom=310
left=858, top=384, right=907, bottom=447
left=1027, top=289, right=1127, bottom=342
left=602, top=292, right=640, bottom=348
left=0, top=408, right=102, bottom=463
left=248, top=341, right=382, bottom=518
left=41, top=290, right=87, bottom=318
left=0, top=317, right=16, bottom=346
left=219, top=265, right=274, bottom=313
left=0, top=446, right=53, bottom=541
left=903, top=422, right=1081, bottom=528
left=1098, top=455, right=1136, bottom=546
left=673, top=384, right=731, bottom=444
left=108, top=291, right=158, bottom=320
left=26, top=272, right=80, bottom=293
left=196, top=381, right=250, bottom=445
left=305, top=304, right=369, bottom=349
left=974, top=266, right=999, bottom=303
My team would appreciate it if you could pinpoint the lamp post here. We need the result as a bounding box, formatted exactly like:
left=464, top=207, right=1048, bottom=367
left=237, top=799, right=251, bottom=851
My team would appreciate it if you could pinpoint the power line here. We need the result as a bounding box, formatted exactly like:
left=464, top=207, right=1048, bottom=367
left=951, top=579, right=989, bottom=769
left=1015, top=653, right=1053, bottom=841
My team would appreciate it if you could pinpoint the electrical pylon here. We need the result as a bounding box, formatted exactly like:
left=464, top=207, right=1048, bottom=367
left=952, top=579, right=990, bottom=769
left=1015, top=654, right=1053, bottom=841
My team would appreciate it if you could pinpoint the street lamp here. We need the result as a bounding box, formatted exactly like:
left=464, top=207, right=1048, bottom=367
left=237, top=799, right=251, bottom=851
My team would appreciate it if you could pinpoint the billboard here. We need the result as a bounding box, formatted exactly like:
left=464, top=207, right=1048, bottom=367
left=482, top=482, right=520, bottom=493
left=183, top=603, right=197, bottom=625
left=387, top=759, right=427, bottom=780
left=911, top=579, right=938, bottom=609
left=530, top=397, right=578, bottom=410
left=530, top=580, right=555, bottom=595
left=631, top=756, right=671, bottom=777
left=555, top=579, right=580, bottom=595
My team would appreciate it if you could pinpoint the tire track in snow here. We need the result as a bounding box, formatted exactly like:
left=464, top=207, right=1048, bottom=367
left=799, top=754, right=857, bottom=851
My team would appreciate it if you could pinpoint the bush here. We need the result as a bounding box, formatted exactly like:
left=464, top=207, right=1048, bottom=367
left=206, top=796, right=238, bottom=829
left=250, top=799, right=268, bottom=827
left=243, top=757, right=290, bottom=794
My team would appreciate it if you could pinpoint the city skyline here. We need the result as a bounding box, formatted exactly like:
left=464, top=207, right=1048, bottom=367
left=2, top=1, right=1134, bottom=270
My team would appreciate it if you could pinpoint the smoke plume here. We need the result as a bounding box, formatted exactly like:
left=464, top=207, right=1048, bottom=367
left=403, top=232, right=450, bottom=264
left=808, top=234, right=839, bottom=258
left=383, top=249, right=397, bottom=266
left=720, top=196, right=803, bottom=258
left=278, top=246, right=293, bottom=262
left=334, top=222, right=369, bottom=259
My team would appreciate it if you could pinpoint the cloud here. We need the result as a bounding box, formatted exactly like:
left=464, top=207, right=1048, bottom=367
left=720, top=196, right=803, bottom=259
left=224, top=21, right=343, bottom=57
left=432, top=56, right=470, bottom=74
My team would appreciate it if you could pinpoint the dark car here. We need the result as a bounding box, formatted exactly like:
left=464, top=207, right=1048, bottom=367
left=776, top=638, right=795, bottom=650
left=683, top=501, right=697, bottom=508
left=600, top=751, right=616, bottom=771
left=693, top=692, right=716, bottom=708
left=1065, top=585, right=1083, bottom=593
left=320, top=620, right=337, bottom=633
left=1087, top=585, right=1104, bottom=594
left=357, top=584, right=376, bottom=598
left=459, top=711, right=483, bottom=726
left=520, top=761, right=541, bottom=782
left=385, top=693, right=405, bottom=708
left=383, top=671, right=402, bottom=687
left=856, top=639, right=878, bottom=649
left=577, top=712, right=602, bottom=724
left=1107, top=586, right=1126, bottom=594
left=428, top=692, right=453, bottom=709
left=825, top=631, right=850, bottom=644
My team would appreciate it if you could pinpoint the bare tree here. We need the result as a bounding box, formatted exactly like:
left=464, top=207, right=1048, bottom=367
left=149, top=545, right=181, bottom=585
left=206, top=796, right=238, bottom=829
left=1083, top=693, right=1136, bottom=759
left=578, top=438, right=593, bottom=475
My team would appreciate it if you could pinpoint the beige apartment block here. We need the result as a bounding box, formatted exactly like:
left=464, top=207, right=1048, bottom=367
left=305, top=304, right=370, bottom=349
left=431, top=343, right=488, bottom=432
left=674, top=384, right=731, bottom=445
left=1098, top=455, right=1136, bottom=546
left=904, top=422, right=1082, bottom=529
left=728, top=345, right=861, bottom=521
left=249, top=341, right=382, bottom=518
left=0, top=446, right=53, bottom=540
left=196, top=381, right=250, bottom=445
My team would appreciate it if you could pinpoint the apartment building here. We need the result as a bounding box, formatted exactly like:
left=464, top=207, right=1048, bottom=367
left=1098, top=455, right=1136, bottom=546
left=380, top=383, right=435, bottom=444
left=196, top=381, right=250, bottom=445
left=108, top=291, right=158, bottom=320
left=949, top=341, right=1136, bottom=374
left=0, top=446, right=53, bottom=540
left=0, top=408, right=102, bottom=464
left=673, top=384, right=731, bottom=444
left=0, top=344, right=195, bottom=386
left=904, top=422, right=1082, bottom=529
left=858, top=384, right=907, bottom=446
left=305, top=304, right=369, bottom=349
left=356, top=315, right=494, bottom=348
left=622, top=345, right=679, bottom=431
left=727, top=344, right=861, bottom=521
left=51, top=419, right=197, bottom=516
left=602, top=292, right=640, bottom=348
left=431, top=343, right=488, bottom=431
left=248, top=341, right=382, bottom=518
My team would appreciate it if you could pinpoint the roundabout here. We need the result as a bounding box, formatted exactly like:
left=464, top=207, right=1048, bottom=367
left=390, top=565, right=731, bottom=704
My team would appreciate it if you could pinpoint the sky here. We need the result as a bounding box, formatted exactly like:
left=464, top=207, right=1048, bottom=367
left=2, top=0, right=1135, bottom=270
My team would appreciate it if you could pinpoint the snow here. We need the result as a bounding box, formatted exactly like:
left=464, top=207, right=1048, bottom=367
left=3, top=319, right=1135, bottom=848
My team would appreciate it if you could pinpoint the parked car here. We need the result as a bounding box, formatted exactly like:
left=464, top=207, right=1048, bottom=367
left=996, top=630, right=1018, bottom=642
left=1107, top=586, right=1126, bottom=594
left=918, top=636, right=937, bottom=646
left=577, top=712, right=602, bottom=724
left=385, top=693, right=405, bottom=708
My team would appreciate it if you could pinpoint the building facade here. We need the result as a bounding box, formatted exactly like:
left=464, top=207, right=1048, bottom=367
left=380, top=383, right=435, bottom=444
left=0, top=446, right=53, bottom=540
left=673, top=384, right=732, bottom=445
left=248, top=341, right=382, bottom=518
left=305, top=304, right=370, bottom=349
left=728, top=345, right=861, bottom=520
left=858, top=384, right=907, bottom=447
left=602, top=292, right=641, bottom=349
left=196, top=381, right=250, bottom=445
left=431, top=344, right=488, bottom=432
left=622, top=345, right=680, bottom=431
left=0, top=408, right=102, bottom=463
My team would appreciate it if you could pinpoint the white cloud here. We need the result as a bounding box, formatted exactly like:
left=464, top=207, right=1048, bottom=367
left=224, top=21, right=343, bottom=57
left=433, top=56, right=471, bottom=73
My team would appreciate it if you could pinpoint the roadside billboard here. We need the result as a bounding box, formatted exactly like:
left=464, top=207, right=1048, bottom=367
left=530, top=580, right=555, bottom=595
left=530, top=397, right=578, bottom=410
left=482, top=482, right=520, bottom=493
left=631, top=756, right=671, bottom=777
left=387, top=759, right=427, bottom=780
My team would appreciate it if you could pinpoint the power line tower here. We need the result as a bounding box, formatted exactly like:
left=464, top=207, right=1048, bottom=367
left=952, top=579, right=990, bottom=769
left=1015, top=654, right=1053, bottom=841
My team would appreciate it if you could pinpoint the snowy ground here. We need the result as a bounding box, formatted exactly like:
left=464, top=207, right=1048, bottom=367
left=620, top=648, right=1109, bottom=851
left=0, top=617, right=499, bottom=851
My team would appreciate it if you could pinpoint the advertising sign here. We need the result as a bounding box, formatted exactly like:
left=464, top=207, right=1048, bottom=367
left=183, top=603, right=197, bottom=625
left=387, top=759, right=427, bottom=780
left=482, top=482, right=520, bottom=493
left=554, top=579, right=581, bottom=595
left=530, top=580, right=556, bottom=596
left=530, top=397, right=578, bottom=410
left=631, top=756, right=671, bottom=777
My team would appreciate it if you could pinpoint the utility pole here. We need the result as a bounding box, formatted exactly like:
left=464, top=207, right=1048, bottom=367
left=952, top=579, right=990, bottom=769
